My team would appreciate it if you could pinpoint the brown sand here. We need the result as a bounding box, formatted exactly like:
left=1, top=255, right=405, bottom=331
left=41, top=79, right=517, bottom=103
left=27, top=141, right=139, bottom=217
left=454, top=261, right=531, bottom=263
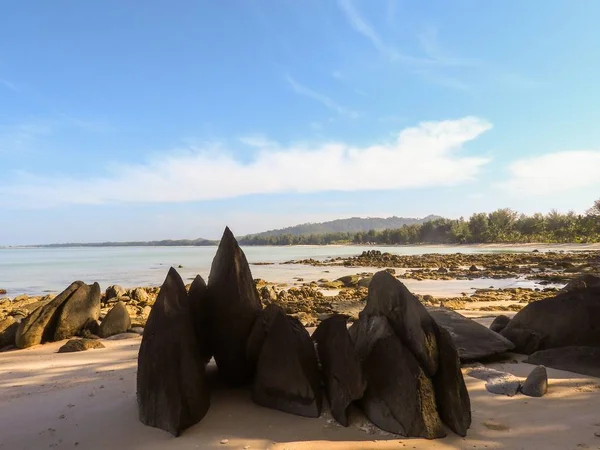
left=1, top=333, right=599, bottom=450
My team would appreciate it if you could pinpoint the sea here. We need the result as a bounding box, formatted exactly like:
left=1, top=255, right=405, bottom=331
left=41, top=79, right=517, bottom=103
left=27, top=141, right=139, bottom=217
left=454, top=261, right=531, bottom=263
left=0, top=244, right=561, bottom=298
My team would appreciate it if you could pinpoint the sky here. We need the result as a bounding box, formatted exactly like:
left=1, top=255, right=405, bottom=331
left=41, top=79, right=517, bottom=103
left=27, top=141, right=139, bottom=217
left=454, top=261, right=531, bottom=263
left=1, top=0, right=600, bottom=245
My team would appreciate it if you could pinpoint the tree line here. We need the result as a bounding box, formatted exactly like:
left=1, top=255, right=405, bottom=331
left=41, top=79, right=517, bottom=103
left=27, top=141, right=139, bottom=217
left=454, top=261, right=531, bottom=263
left=239, top=200, right=600, bottom=246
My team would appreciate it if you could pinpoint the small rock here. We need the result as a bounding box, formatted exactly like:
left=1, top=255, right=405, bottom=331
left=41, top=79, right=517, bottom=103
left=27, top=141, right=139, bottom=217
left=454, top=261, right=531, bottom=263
left=58, top=338, right=106, bottom=353
left=130, top=288, right=148, bottom=302
left=521, top=366, right=548, bottom=397
left=105, top=332, right=140, bottom=340
left=220, top=439, right=229, bottom=444
left=130, top=327, right=144, bottom=335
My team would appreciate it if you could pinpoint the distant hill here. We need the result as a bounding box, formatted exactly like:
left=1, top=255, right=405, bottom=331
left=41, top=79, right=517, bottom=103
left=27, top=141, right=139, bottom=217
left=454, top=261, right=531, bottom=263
left=242, top=215, right=442, bottom=239
left=37, top=238, right=217, bottom=248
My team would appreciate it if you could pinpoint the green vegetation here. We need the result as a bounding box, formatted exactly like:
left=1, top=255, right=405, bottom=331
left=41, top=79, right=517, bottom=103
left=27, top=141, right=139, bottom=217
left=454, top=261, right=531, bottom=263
left=239, top=201, right=600, bottom=246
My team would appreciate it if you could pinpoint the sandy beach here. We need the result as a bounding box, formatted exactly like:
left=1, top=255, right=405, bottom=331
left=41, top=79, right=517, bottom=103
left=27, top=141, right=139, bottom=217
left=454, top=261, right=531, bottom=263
left=1, top=327, right=600, bottom=450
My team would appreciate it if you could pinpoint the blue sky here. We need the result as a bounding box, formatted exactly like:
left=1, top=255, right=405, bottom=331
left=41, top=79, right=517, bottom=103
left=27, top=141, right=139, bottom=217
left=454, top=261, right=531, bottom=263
left=1, top=0, right=600, bottom=244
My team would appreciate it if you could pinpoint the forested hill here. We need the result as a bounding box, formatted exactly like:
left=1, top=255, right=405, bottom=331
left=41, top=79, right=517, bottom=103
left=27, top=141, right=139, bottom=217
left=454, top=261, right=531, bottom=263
left=243, top=215, right=442, bottom=239
left=37, top=238, right=217, bottom=248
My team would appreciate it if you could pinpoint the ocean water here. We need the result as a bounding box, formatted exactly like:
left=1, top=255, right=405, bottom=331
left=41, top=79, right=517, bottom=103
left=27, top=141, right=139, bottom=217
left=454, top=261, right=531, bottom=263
left=0, top=244, right=556, bottom=298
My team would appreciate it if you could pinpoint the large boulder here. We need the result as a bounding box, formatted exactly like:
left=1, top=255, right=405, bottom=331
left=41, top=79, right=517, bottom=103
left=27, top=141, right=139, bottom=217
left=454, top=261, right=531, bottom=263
left=98, top=301, right=131, bottom=338
left=524, top=346, right=600, bottom=378
left=312, top=315, right=366, bottom=426
left=53, top=282, right=101, bottom=341
left=351, top=314, right=446, bottom=438
left=246, top=304, right=282, bottom=368
left=562, top=275, right=600, bottom=292
left=489, top=315, right=511, bottom=333
left=0, top=317, right=19, bottom=348
left=500, top=287, right=600, bottom=354
left=252, top=306, right=322, bottom=418
left=428, top=308, right=514, bottom=361
left=58, top=338, right=105, bottom=353
left=188, top=275, right=212, bottom=364
left=362, top=272, right=438, bottom=375
left=431, top=322, right=471, bottom=436
left=207, top=227, right=262, bottom=386
left=137, top=268, right=210, bottom=437
left=16, top=281, right=83, bottom=348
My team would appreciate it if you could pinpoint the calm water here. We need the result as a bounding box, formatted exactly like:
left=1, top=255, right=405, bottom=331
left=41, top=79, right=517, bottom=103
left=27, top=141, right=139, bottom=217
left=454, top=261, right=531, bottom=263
left=0, top=245, right=555, bottom=297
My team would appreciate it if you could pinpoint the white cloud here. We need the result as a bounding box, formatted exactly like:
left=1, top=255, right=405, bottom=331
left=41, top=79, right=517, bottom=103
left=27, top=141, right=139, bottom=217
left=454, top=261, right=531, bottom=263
left=285, top=74, right=359, bottom=118
left=1, top=117, right=492, bottom=208
left=500, top=150, right=600, bottom=194
left=0, top=77, right=19, bottom=92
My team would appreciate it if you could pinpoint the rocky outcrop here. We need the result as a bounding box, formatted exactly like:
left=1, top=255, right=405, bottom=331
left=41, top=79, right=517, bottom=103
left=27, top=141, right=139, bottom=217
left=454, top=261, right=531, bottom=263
left=207, top=227, right=262, bottom=386
left=58, top=338, right=105, bottom=353
left=137, top=268, right=210, bottom=437
left=105, top=285, right=126, bottom=303
left=53, top=282, right=101, bottom=341
left=312, top=315, right=366, bottom=426
left=16, top=281, right=97, bottom=348
left=98, top=301, right=131, bottom=338
left=428, top=308, right=514, bottom=361
left=362, top=271, right=439, bottom=375
left=252, top=306, right=321, bottom=418
left=524, top=346, right=600, bottom=378
left=500, top=287, right=600, bottom=354
left=349, top=273, right=471, bottom=438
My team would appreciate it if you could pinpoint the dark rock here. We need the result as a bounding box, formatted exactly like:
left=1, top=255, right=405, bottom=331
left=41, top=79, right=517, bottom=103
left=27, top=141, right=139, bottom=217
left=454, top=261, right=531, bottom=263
left=362, top=271, right=438, bottom=375
left=188, top=275, right=212, bottom=363
left=521, top=366, right=548, bottom=397
left=106, top=332, right=140, bottom=340
left=16, top=281, right=83, bottom=348
left=562, top=274, right=600, bottom=292
left=207, top=227, right=262, bottom=386
left=58, top=338, right=105, bottom=353
left=252, top=307, right=321, bottom=418
left=0, top=289, right=6, bottom=295
left=312, top=315, right=366, bottom=426
left=336, top=275, right=359, bottom=288
left=524, top=346, right=600, bottom=378
left=246, top=304, right=282, bottom=368
left=53, top=282, right=101, bottom=341
left=428, top=308, right=514, bottom=361
left=105, top=285, right=126, bottom=303
left=0, top=317, right=19, bottom=347
left=361, top=332, right=446, bottom=438
left=438, top=267, right=449, bottom=274
left=137, top=268, right=210, bottom=437
left=432, top=322, right=471, bottom=437
left=489, top=315, right=511, bottom=333
left=98, top=302, right=131, bottom=338
left=500, top=287, right=600, bottom=354
left=469, top=265, right=479, bottom=272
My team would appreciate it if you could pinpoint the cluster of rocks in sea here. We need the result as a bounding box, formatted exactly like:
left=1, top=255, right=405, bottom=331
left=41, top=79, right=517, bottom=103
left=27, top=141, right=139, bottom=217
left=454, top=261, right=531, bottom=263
left=136, top=228, right=472, bottom=438
left=286, top=249, right=600, bottom=283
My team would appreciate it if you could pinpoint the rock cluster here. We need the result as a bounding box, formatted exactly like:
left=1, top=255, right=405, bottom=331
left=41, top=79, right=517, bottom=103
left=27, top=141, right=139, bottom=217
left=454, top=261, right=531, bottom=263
left=136, top=228, right=472, bottom=438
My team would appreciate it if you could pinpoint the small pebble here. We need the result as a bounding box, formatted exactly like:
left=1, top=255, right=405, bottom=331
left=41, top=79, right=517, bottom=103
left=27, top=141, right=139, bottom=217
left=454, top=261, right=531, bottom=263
left=220, top=439, right=229, bottom=444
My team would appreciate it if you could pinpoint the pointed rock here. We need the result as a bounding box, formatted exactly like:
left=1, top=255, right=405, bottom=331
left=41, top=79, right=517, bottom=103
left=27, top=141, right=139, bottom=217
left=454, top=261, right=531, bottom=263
left=98, top=301, right=131, bottom=338
left=252, top=307, right=322, bottom=418
left=16, top=281, right=83, bottom=348
left=246, top=304, right=282, bottom=368
left=431, top=322, right=471, bottom=436
left=501, top=287, right=600, bottom=354
left=428, top=308, right=514, bottom=361
left=53, top=282, right=101, bottom=341
left=188, top=275, right=212, bottom=363
left=312, top=315, right=366, bottom=426
left=363, top=271, right=439, bottom=376
left=137, top=268, right=210, bottom=437
left=207, top=227, right=262, bottom=386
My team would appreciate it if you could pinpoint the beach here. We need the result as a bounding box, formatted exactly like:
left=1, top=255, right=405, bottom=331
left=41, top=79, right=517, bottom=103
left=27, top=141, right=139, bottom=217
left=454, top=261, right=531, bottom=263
left=1, top=326, right=600, bottom=450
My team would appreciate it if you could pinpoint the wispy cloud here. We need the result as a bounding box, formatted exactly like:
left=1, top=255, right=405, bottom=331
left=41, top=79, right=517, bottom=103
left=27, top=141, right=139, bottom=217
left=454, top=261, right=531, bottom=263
left=499, top=150, right=600, bottom=195
left=1, top=117, right=493, bottom=208
left=417, top=26, right=477, bottom=67
left=0, top=77, right=19, bottom=92
left=285, top=74, right=359, bottom=118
